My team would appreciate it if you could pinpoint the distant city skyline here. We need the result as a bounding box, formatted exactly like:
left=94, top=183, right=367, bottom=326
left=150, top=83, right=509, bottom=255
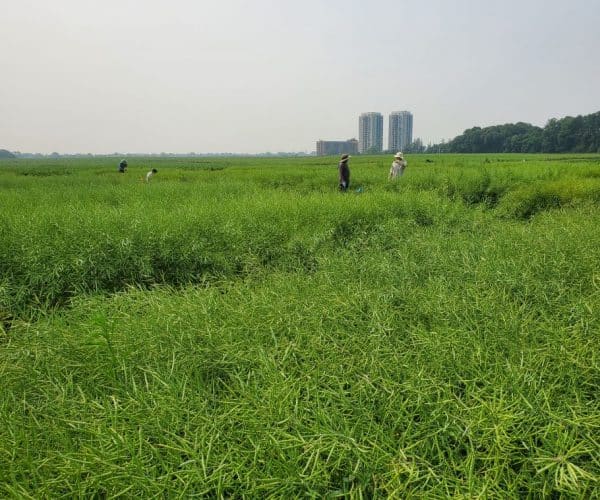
left=359, top=113, right=384, bottom=153
left=359, top=111, right=414, bottom=154
left=389, top=111, right=413, bottom=152
left=2, top=1, right=599, bottom=154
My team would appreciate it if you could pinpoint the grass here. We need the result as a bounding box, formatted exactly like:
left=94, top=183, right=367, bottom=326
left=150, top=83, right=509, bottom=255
left=0, top=154, right=599, bottom=497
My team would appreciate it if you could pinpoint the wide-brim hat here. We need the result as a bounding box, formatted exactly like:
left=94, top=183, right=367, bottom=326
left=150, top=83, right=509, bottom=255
left=340, top=154, right=350, bottom=161
left=394, top=152, right=404, bottom=159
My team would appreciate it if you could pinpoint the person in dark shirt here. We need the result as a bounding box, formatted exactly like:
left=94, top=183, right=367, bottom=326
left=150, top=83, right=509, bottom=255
left=118, top=159, right=128, bottom=173
left=338, top=154, right=350, bottom=191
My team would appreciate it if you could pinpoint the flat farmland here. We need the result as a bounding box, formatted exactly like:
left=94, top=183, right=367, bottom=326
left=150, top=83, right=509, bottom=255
left=0, top=154, right=599, bottom=497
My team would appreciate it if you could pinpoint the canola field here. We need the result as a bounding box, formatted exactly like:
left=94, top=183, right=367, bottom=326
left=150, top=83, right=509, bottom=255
left=0, top=154, right=599, bottom=497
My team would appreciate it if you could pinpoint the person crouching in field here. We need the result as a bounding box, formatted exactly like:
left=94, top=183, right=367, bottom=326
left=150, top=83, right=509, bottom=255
left=118, top=159, right=128, bottom=173
left=389, top=152, right=407, bottom=180
left=338, top=154, right=350, bottom=191
left=146, top=168, right=158, bottom=183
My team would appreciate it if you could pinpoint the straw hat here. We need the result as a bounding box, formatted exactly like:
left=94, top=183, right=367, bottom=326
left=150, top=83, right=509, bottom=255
left=340, top=154, right=350, bottom=162
left=394, top=152, right=404, bottom=159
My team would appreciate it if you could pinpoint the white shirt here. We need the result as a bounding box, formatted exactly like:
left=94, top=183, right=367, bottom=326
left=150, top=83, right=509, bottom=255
left=389, top=159, right=407, bottom=179
left=145, top=170, right=155, bottom=182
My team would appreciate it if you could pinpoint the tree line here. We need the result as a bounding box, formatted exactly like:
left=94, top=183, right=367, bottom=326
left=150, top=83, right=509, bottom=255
left=410, top=111, right=600, bottom=154
left=0, top=149, right=17, bottom=159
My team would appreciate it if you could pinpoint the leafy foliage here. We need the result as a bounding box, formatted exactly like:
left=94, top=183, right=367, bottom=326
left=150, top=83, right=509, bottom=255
left=0, top=155, right=599, bottom=497
left=0, top=149, right=16, bottom=159
left=429, top=111, right=600, bottom=153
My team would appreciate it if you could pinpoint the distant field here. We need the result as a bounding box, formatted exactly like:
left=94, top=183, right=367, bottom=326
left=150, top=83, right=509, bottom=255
left=1, top=154, right=599, bottom=497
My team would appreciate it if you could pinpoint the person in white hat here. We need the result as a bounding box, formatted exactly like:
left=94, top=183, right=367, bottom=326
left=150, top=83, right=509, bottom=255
left=389, top=152, right=407, bottom=180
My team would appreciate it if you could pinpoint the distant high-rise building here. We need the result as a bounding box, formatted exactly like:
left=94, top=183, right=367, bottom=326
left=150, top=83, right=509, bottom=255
left=389, top=111, right=413, bottom=152
left=316, top=139, right=358, bottom=156
left=358, top=112, right=384, bottom=153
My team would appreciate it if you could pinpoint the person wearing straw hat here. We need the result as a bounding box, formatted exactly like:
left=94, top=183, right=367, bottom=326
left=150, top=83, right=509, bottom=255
left=389, top=152, right=407, bottom=180
left=338, top=154, right=351, bottom=191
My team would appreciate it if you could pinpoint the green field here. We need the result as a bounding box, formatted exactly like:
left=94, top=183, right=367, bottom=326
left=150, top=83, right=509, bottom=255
left=1, top=154, right=599, bottom=497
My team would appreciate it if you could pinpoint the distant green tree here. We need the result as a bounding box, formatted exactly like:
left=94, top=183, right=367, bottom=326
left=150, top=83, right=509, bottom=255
left=426, top=111, right=599, bottom=154
left=579, top=112, right=600, bottom=152
left=0, top=149, right=16, bottom=159
left=365, top=146, right=382, bottom=155
left=404, top=138, right=425, bottom=153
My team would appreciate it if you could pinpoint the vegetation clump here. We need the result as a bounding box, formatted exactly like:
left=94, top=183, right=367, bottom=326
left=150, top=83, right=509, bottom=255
left=0, top=154, right=598, bottom=497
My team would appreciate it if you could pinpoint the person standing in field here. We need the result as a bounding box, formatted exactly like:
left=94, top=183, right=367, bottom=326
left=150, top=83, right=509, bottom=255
left=338, top=154, right=350, bottom=191
left=145, top=168, right=158, bottom=183
left=389, top=152, right=407, bottom=180
left=118, top=159, right=128, bottom=173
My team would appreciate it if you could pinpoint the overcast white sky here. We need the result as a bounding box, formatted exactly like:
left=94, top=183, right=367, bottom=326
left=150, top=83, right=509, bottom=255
left=1, top=0, right=599, bottom=153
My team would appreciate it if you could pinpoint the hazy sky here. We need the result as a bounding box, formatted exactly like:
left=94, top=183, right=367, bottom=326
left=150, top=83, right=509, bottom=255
left=2, top=0, right=599, bottom=153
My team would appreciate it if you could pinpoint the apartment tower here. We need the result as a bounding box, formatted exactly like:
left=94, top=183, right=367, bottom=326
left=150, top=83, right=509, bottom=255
left=388, top=111, right=413, bottom=152
left=358, top=112, right=384, bottom=153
